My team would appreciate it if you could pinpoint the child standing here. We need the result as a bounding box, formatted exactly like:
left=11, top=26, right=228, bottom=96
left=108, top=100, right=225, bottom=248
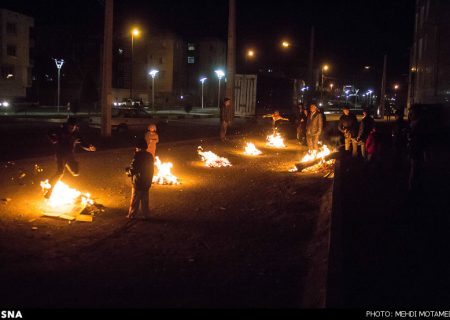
left=126, top=139, right=154, bottom=220
left=145, top=124, right=159, bottom=158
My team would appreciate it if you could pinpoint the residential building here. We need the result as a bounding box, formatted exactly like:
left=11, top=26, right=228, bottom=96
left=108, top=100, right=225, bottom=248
left=408, top=0, right=450, bottom=113
left=0, top=8, right=34, bottom=99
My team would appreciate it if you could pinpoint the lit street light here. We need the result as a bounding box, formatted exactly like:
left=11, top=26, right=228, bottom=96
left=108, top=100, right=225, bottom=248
left=367, top=90, right=374, bottom=105
left=215, top=70, right=225, bottom=108
left=54, top=58, right=65, bottom=113
left=149, top=69, right=159, bottom=112
left=200, top=77, right=207, bottom=109
left=130, top=27, right=141, bottom=100
left=321, top=64, right=330, bottom=102
left=282, top=41, right=290, bottom=48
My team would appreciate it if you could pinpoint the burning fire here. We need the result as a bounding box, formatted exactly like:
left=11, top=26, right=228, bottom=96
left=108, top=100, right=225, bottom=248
left=198, top=147, right=232, bottom=168
left=266, top=132, right=286, bottom=148
left=290, top=145, right=335, bottom=173
left=300, top=145, right=332, bottom=163
left=244, top=142, right=262, bottom=156
left=153, top=157, right=181, bottom=185
left=40, top=180, right=94, bottom=210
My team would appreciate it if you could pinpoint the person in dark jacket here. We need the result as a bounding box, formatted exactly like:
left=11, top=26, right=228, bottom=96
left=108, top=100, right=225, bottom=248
left=407, top=106, right=427, bottom=194
left=306, top=104, right=323, bottom=152
left=220, top=98, right=233, bottom=141
left=392, top=110, right=408, bottom=169
left=319, top=107, right=327, bottom=143
left=357, top=109, right=375, bottom=160
left=126, top=139, right=155, bottom=219
left=296, top=107, right=309, bottom=146
left=338, top=106, right=359, bottom=157
left=45, top=117, right=96, bottom=199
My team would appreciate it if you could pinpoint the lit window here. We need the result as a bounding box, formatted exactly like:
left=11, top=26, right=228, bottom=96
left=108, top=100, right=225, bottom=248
left=188, top=43, right=196, bottom=51
left=188, top=56, right=195, bottom=64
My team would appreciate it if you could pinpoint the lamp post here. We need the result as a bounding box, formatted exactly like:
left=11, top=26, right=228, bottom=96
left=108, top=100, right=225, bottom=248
left=367, top=90, right=373, bottom=106
left=130, top=28, right=140, bottom=100
left=321, top=64, right=329, bottom=103
left=149, top=69, right=159, bottom=112
left=215, top=70, right=225, bottom=108
left=54, top=59, right=65, bottom=113
left=200, top=77, right=207, bottom=109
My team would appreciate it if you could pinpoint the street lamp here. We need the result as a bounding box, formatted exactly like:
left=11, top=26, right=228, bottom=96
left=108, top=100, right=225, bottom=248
left=321, top=64, right=330, bottom=102
left=215, top=70, right=225, bottom=108
left=329, top=83, right=334, bottom=92
left=130, top=27, right=141, bottom=100
left=200, top=77, right=207, bottom=109
left=54, top=59, right=65, bottom=113
left=149, top=69, right=159, bottom=112
left=281, top=41, right=290, bottom=48
left=367, top=90, right=374, bottom=106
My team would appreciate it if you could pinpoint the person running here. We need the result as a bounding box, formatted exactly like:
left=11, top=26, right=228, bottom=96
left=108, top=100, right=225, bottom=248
left=45, top=117, right=96, bottom=199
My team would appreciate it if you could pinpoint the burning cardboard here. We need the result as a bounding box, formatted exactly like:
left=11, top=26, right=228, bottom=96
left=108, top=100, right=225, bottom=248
left=198, top=147, right=232, bottom=168
left=153, top=157, right=181, bottom=185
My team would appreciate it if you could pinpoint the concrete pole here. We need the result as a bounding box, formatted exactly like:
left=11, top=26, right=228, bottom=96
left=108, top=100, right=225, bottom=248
left=379, top=54, right=387, bottom=119
left=57, top=68, right=61, bottom=113
left=226, top=0, right=236, bottom=115
left=308, top=26, right=315, bottom=89
left=101, top=0, right=113, bottom=137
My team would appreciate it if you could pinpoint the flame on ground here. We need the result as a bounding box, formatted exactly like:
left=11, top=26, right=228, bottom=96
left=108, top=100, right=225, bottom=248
left=301, top=145, right=332, bottom=163
left=198, top=147, right=232, bottom=168
left=244, top=142, right=262, bottom=156
left=153, top=157, right=181, bottom=185
left=40, top=180, right=94, bottom=211
left=266, top=132, right=286, bottom=148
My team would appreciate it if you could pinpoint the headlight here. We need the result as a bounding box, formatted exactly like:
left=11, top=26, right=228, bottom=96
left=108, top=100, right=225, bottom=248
left=2, top=101, right=9, bottom=107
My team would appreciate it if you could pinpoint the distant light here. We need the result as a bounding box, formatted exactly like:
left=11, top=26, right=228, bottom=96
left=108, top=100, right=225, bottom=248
left=247, top=50, right=255, bottom=57
left=118, top=48, right=124, bottom=55
left=215, top=70, right=225, bottom=79
left=131, top=28, right=141, bottom=37
left=364, top=66, right=371, bottom=70
left=180, top=96, right=184, bottom=100
left=6, top=74, right=14, bottom=79
left=200, top=77, right=207, bottom=84
left=2, top=101, right=9, bottom=107
left=394, top=84, right=400, bottom=90
left=323, top=64, right=330, bottom=72
left=149, top=69, right=159, bottom=78
left=54, top=59, right=65, bottom=70
left=282, top=41, right=290, bottom=48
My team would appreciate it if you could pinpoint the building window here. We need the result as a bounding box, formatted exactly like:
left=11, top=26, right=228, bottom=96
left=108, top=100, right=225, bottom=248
left=7, top=45, right=17, bottom=57
left=1, top=65, right=15, bottom=80
left=188, top=43, right=196, bottom=51
left=6, top=22, right=17, bottom=35
left=188, top=56, right=195, bottom=64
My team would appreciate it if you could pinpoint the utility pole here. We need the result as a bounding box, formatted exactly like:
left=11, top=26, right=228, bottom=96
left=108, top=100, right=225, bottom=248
left=101, top=0, right=113, bottom=137
left=379, top=54, right=387, bottom=119
left=308, top=26, right=315, bottom=89
left=226, top=0, right=236, bottom=116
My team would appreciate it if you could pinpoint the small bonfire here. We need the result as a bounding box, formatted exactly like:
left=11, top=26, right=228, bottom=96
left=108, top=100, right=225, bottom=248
left=244, top=142, right=262, bottom=156
left=40, top=180, right=99, bottom=221
left=266, top=132, right=286, bottom=148
left=290, top=145, right=336, bottom=176
left=153, top=157, right=181, bottom=185
left=198, top=147, right=232, bottom=168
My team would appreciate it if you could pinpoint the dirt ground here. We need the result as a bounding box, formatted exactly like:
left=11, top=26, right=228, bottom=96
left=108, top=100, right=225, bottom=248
left=0, top=128, right=333, bottom=308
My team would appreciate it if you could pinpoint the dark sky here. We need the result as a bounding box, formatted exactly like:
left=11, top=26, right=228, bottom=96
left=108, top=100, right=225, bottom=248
left=2, top=0, right=415, bottom=83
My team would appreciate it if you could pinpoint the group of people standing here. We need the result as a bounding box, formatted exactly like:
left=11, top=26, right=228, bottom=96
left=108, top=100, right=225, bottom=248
left=295, top=104, right=326, bottom=153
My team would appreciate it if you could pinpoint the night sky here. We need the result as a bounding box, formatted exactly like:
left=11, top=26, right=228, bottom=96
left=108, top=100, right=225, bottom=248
left=2, top=0, right=415, bottom=83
